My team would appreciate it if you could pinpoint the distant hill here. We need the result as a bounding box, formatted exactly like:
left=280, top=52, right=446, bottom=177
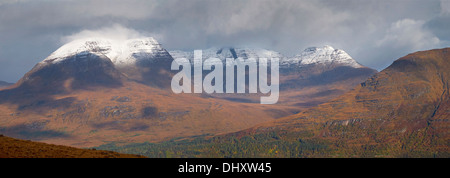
left=0, top=81, right=12, bottom=88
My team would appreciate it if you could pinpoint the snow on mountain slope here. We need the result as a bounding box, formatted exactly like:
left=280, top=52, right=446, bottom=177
left=283, top=45, right=363, bottom=68
left=114, top=38, right=170, bottom=66
left=168, top=50, right=195, bottom=61
left=233, top=48, right=283, bottom=59
left=169, top=47, right=282, bottom=60
left=169, top=47, right=282, bottom=67
left=42, top=37, right=169, bottom=66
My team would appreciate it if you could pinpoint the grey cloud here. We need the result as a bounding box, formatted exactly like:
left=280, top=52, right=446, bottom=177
left=425, top=15, right=450, bottom=41
left=0, top=0, right=449, bottom=82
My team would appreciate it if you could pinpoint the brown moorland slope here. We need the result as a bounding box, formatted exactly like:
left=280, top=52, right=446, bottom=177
left=0, top=80, right=292, bottom=148
left=0, top=134, right=144, bottom=158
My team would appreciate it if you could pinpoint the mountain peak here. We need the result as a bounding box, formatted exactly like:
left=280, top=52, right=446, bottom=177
left=304, top=45, right=334, bottom=52
left=283, top=45, right=363, bottom=68
left=43, top=38, right=116, bottom=64
left=41, top=37, right=168, bottom=67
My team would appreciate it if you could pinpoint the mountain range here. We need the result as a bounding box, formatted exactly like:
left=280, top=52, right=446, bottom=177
left=0, top=37, right=375, bottom=148
left=1, top=37, right=447, bottom=157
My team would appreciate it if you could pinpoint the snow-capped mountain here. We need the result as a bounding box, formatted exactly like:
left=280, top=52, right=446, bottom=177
left=19, top=37, right=174, bottom=89
left=282, top=45, right=363, bottom=68
left=169, top=45, right=363, bottom=69
left=42, top=37, right=171, bottom=67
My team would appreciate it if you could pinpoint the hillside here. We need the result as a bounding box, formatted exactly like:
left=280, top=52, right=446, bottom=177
left=0, top=134, right=144, bottom=158
left=241, top=47, right=450, bottom=157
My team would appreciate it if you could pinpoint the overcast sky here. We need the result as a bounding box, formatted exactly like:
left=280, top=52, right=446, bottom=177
left=0, top=0, right=449, bottom=82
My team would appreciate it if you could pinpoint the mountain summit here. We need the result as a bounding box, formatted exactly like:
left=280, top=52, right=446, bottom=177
left=282, top=45, right=363, bottom=68
left=43, top=37, right=170, bottom=67
left=26, top=37, right=174, bottom=88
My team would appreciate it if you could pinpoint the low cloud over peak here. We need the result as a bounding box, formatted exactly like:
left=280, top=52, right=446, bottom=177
left=61, top=24, right=150, bottom=43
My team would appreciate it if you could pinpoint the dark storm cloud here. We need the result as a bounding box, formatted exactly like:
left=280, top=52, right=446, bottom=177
left=0, top=0, right=449, bottom=82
